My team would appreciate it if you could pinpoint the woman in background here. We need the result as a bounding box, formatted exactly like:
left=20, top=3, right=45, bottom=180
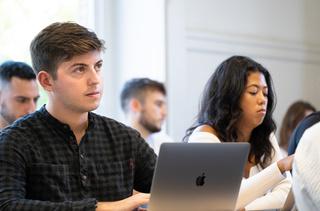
left=185, top=56, right=293, bottom=210
left=279, top=100, right=316, bottom=156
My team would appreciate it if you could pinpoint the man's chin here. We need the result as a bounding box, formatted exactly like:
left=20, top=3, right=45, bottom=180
left=148, top=127, right=161, bottom=134
left=89, top=104, right=100, bottom=112
left=80, top=103, right=100, bottom=112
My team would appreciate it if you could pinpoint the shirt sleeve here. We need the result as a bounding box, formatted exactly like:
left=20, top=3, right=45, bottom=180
left=241, top=134, right=292, bottom=210
left=0, top=134, right=97, bottom=211
left=133, top=133, right=157, bottom=193
left=236, top=162, right=288, bottom=210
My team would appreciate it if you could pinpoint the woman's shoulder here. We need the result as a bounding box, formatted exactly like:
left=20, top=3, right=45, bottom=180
left=194, top=124, right=217, bottom=134
left=269, top=133, right=282, bottom=153
left=189, top=124, right=221, bottom=143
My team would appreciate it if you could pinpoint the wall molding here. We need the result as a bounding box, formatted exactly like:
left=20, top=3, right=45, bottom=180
left=185, top=29, right=320, bottom=65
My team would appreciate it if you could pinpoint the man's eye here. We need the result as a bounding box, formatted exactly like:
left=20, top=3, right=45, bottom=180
left=96, top=63, right=102, bottom=70
left=94, top=63, right=102, bottom=73
left=74, top=66, right=85, bottom=73
left=17, top=98, right=27, bottom=103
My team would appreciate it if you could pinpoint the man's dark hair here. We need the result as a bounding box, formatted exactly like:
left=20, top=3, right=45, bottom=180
left=0, top=61, right=36, bottom=86
left=30, top=22, right=105, bottom=79
left=120, top=78, right=166, bottom=113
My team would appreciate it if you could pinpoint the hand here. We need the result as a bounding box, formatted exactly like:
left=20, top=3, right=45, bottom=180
left=96, top=193, right=150, bottom=211
left=277, top=154, right=294, bottom=173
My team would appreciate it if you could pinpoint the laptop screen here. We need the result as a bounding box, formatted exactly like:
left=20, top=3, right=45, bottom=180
left=148, top=142, right=250, bottom=211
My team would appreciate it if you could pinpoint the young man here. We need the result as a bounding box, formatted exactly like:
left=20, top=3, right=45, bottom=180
left=0, top=22, right=156, bottom=210
left=0, top=61, right=39, bottom=128
left=120, top=78, right=174, bottom=155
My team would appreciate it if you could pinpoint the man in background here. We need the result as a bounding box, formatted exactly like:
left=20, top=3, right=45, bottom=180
left=121, top=78, right=174, bottom=154
left=0, top=61, right=39, bottom=128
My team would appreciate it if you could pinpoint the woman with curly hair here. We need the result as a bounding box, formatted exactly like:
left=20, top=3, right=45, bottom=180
left=185, top=56, right=293, bottom=210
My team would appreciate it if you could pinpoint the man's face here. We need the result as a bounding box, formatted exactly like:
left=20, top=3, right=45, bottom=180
left=138, top=90, right=167, bottom=133
left=0, top=77, right=39, bottom=124
left=50, top=50, right=103, bottom=113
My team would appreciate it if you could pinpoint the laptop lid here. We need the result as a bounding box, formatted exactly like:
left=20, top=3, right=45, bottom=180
left=148, top=142, right=250, bottom=211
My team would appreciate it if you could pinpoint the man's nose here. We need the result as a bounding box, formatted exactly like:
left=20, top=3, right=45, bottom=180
left=88, top=67, right=100, bottom=85
left=162, top=105, right=168, bottom=117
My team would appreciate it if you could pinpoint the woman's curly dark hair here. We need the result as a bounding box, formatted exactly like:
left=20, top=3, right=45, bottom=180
left=184, top=55, right=276, bottom=168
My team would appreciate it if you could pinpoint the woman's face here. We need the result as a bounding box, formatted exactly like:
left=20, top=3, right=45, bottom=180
left=239, top=71, right=268, bottom=129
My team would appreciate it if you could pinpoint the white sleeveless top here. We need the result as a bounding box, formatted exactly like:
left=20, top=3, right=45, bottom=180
left=189, top=131, right=292, bottom=210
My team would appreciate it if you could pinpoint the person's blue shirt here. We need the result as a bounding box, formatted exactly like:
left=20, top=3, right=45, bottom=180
left=288, top=111, right=320, bottom=155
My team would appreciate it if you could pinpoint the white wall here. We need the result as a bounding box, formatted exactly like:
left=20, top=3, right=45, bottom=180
left=90, top=0, right=118, bottom=118
left=166, top=0, right=320, bottom=142
left=92, top=0, right=320, bottom=142
left=93, top=0, right=165, bottom=122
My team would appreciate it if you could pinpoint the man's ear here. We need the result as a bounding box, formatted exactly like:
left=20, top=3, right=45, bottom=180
left=130, top=98, right=142, bottom=113
left=37, top=71, right=54, bottom=91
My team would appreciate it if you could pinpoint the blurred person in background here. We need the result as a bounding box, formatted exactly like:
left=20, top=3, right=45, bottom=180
left=288, top=110, right=320, bottom=156
left=121, top=78, right=174, bottom=155
left=0, top=60, right=39, bottom=129
left=279, top=100, right=316, bottom=156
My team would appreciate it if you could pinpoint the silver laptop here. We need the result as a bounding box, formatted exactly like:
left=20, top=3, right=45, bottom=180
left=148, top=142, right=250, bottom=211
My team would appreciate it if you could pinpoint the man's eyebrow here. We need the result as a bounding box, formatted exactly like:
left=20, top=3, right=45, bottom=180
left=69, top=60, right=103, bottom=68
left=95, top=60, right=103, bottom=65
left=70, top=63, right=87, bottom=68
left=14, top=96, right=29, bottom=100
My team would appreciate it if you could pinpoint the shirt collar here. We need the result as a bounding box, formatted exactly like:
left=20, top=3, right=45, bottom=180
left=38, top=105, right=96, bottom=132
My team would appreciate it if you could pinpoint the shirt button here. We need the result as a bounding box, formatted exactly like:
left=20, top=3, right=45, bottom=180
left=81, top=175, right=87, bottom=181
left=80, top=153, right=85, bottom=159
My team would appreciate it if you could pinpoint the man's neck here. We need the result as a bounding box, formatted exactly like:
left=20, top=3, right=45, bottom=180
left=46, top=103, right=88, bottom=143
left=129, top=120, right=150, bottom=140
left=136, top=125, right=151, bottom=140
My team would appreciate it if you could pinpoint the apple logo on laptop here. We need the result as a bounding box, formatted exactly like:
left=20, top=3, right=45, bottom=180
left=196, top=173, right=206, bottom=186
